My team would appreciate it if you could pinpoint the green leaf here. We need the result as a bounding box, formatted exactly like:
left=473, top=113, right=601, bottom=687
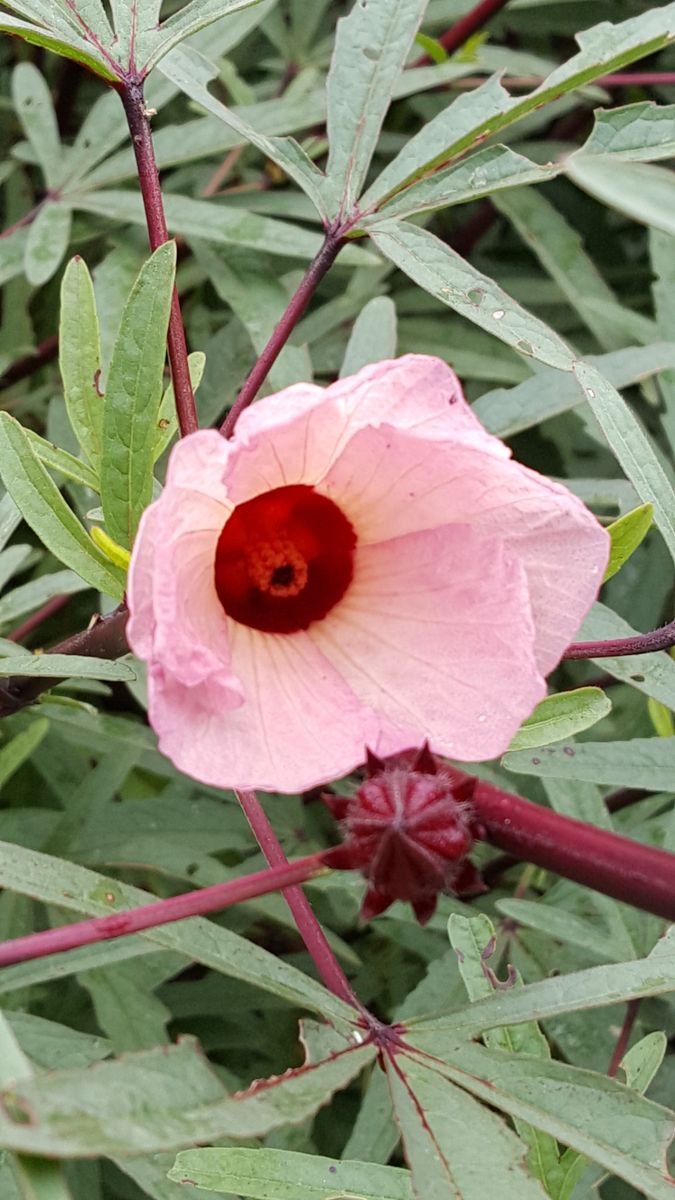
left=5, top=1012, right=109, bottom=1072
left=0, top=655, right=135, bottom=681
left=340, top=295, right=397, bottom=378
left=59, top=257, right=103, bottom=471
left=0, top=1037, right=375, bottom=1156
left=448, top=915, right=561, bottom=1193
left=321, top=0, right=426, bottom=216
left=0, top=719, right=49, bottom=789
left=0, top=839, right=358, bottom=1028
left=362, top=3, right=675, bottom=212
left=101, top=241, right=175, bottom=549
left=369, top=220, right=575, bottom=370
left=0, top=13, right=116, bottom=78
left=578, top=102, right=675, bottom=162
left=503, top=736, right=675, bottom=790
left=567, top=155, right=675, bottom=237
left=604, top=502, right=654, bottom=581
left=23, top=429, right=99, bottom=492
left=141, top=0, right=269, bottom=73
left=0, top=570, right=89, bottom=629
left=0, top=415, right=124, bottom=598
left=194, top=244, right=311, bottom=391
left=574, top=360, right=675, bottom=564
left=648, top=698, right=675, bottom=738
left=73, top=190, right=374, bottom=264
left=362, top=146, right=558, bottom=223
left=406, top=1037, right=675, bottom=1200
left=508, top=688, right=611, bottom=752
left=620, top=1032, right=667, bottom=1094
left=417, top=928, right=675, bottom=1035
left=11, top=63, right=63, bottom=190
left=473, top=343, right=675, bottom=437
left=158, top=46, right=330, bottom=220
left=23, top=203, right=71, bottom=287
left=386, top=1052, right=550, bottom=1200
left=153, top=350, right=205, bottom=462
left=492, top=187, right=625, bottom=351
left=169, top=1147, right=414, bottom=1199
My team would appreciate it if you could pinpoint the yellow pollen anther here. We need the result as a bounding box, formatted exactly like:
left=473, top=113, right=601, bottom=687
left=247, top=538, right=308, bottom=598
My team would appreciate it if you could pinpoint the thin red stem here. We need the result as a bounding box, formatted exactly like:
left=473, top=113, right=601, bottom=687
left=236, top=788, right=358, bottom=1007
left=597, top=72, right=675, bottom=88
left=7, top=594, right=72, bottom=644
left=607, top=999, right=641, bottom=1078
left=564, top=619, right=675, bottom=660
left=0, top=852, right=328, bottom=969
left=118, top=80, right=198, bottom=437
left=415, top=0, right=511, bottom=66
left=220, top=231, right=344, bottom=438
left=473, top=782, right=675, bottom=922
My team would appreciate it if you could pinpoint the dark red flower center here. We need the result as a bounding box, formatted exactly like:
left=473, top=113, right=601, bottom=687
left=214, top=484, right=356, bottom=633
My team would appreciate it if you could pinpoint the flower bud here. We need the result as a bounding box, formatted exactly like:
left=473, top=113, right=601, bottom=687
left=323, top=746, right=485, bottom=924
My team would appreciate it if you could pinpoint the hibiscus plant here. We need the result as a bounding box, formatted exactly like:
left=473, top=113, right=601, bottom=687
left=0, top=1, right=674, bottom=1198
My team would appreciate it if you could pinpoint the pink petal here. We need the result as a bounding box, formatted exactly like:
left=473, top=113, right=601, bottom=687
left=128, top=432, right=241, bottom=702
left=312, top=524, right=546, bottom=762
left=319, top=422, right=608, bottom=673
left=223, top=355, right=506, bottom=506
left=149, top=623, right=411, bottom=793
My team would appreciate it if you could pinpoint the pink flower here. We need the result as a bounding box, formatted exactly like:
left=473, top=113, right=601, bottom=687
left=127, top=355, right=609, bottom=793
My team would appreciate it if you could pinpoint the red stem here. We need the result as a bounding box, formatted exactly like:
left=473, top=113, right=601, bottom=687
left=0, top=852, right=328, bottom=969
left=7, top=593, right=72, bottom=644
left=598, top=72, right=675, bottom=88
left=415, top=0, right=511, bottom=66
left=236, top=788, right=358, bottom=1007
left=564, top=619, right=675, bottom=660
left=473, top=782, right=675, bottom=922
left=118, top=79, right=198, bottom=437
left=607, top=999, right=641, bottom=1077
left=220, top=231, right=345, bottom=438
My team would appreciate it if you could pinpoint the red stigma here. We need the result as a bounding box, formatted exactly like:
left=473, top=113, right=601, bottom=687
left=324, top=747, right=485, bottom=924
left=214, top=485, right=356, bottom=633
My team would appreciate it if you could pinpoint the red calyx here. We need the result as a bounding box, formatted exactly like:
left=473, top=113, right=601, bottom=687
left=323, top=746, right=485, bottom=925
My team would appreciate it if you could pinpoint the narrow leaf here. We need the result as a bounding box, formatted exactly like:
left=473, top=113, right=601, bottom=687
left=11, top=63, right=63, bottom=190
left=0, top=414, right=124, bottom=598
left=169, top=1147, right=414, bottom=1199
left=0, top=16, right=117, bottom=82
left=101, top=242, right=175, bottom=549
left=508, top=688, right=611, bottom=752
left=0, top=719, right=49, bottom=789
left=567, top=155, right=675, bottom=237
left=386, top=1052, right=549, bottom=1200
left=24, top=429, right=99, bottom=492
left=0, top=1037, right=375, bottom=1156
left=503, top=737, right=675, bottom=790
left=59, top=256, right=103, bottom=470
left=340, top=295, right=397, bottom=377
left=621, top=1032, right=668, bottom=1094
left=370, top=220, right=575, bottom=370
left=322, top=0, right=426, bottom=215
left=474, top=343, right=675, bottom=438
left=23, top=202, right=71, bottom=287
left=574, top=360, right=675, bottom=563
left=0, top=655, right=135, bottom=681
left=578, top=102, right=675, bottom=162
left=604, top=503, right=654, bottom=581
